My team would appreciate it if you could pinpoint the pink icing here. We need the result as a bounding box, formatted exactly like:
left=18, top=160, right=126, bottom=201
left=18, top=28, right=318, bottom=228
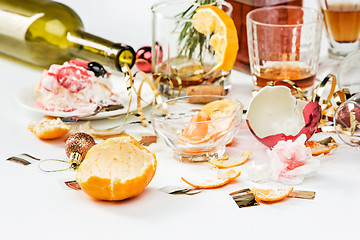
left=57, top=65, right=93, bottom=92
left=39, top=61, right=94, bottom=94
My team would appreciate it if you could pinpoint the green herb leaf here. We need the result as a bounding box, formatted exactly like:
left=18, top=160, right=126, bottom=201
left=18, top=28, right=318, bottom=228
left=176, top=0, right=218, bottom=62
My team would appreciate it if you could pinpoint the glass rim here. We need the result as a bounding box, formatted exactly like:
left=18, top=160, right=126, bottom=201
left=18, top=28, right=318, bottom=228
left=246, top=6, right=323, bottom=27
left=150, top=95, right=243, bottom=124
left=333, top=98, right=360, bottom=147
left=151, top=0, right=232, bottom=21
left=337, top=49, right=360, bottom=90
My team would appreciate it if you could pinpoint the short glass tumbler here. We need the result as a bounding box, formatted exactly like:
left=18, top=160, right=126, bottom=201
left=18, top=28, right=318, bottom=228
left=150, top=95, right=242, bottom=163
left=319, top=0, right=360, bottom=58
left=247, top=6, right=323, bottom=92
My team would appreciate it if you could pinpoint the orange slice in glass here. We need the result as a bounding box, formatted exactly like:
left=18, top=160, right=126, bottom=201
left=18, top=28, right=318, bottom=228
left=202, top=99, right=238, bottom=139
left=179, top=111, right=211, bottom=144
left=181, top=169, right=241, bottom=189
left=210, top=149, right=252, bottom=168
left=251, top=187, right=294, bottom=202
left=201, top=99, right=238, bottom=118
left=192, top=5, right=238, bottom=71
left=179, top=99, right=238, bottom=144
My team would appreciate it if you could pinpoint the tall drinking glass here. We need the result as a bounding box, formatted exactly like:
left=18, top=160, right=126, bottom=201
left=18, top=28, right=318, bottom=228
left=247, top=6, right=323, bottom=93
left=151, top=0, right=233, bottom=97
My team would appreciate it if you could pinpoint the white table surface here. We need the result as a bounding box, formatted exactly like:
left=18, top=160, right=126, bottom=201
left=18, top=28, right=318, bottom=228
left=1, top=0, right=359, bottom=239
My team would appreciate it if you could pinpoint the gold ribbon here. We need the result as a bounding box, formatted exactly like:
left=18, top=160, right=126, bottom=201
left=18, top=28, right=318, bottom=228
left=268, top=74, right=356, bottom=137
left=269, top=79, right=307, bottom=101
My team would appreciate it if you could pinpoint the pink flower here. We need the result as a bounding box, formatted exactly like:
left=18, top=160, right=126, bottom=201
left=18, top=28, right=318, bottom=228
left=267, top=134, right=320, bottom=185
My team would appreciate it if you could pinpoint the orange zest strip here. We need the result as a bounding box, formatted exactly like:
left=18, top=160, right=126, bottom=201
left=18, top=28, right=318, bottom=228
left=181, top=169, right=241, bottom=189
left=210, top=149, right=252, bottom=168
left=305, top=140, right=338, bottom=156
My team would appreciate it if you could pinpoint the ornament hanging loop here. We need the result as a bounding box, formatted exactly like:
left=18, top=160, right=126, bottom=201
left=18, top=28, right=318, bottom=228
left=38, top=132, right=95, bottom=173
left=38, top=159, right=72, bottom=172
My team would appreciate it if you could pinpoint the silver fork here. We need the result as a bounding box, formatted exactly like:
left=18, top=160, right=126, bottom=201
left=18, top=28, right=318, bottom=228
left=91, top=120, right=151, bottom=131
left=60, top=104, right=123, bottom=124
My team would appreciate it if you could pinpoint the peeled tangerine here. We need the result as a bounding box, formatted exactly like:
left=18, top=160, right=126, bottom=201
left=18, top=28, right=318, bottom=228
left=246, top=86, right=321, bottom=148
left=76, top=136, right=156, bottom=201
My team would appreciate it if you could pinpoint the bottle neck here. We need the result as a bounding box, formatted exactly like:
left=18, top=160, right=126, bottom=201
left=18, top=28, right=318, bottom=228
left=67, top=30, right=135, bottom=71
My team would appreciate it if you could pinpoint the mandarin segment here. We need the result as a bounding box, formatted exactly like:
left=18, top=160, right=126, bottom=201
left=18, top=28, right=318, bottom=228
left=179, top=99, right=238, bottom=145
left=180, top=111, right=211, bottom=144
left=201, top=99, right=238, bottom=118
left=76, top=136, right=156, bottom=201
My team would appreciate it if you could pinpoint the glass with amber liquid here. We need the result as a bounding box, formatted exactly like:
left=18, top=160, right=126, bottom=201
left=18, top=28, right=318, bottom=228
left=247, top=6, right=323, bottom=92
left=320, top=0, right=360, bottom=58
left=151, top=0, right=233, bottom=97
left=254, top=62, right=316, bottom=89
left=226, top=0, right=303, bottom=73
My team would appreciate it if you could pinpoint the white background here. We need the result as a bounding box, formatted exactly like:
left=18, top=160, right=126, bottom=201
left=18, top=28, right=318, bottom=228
left=1, top=1, right=359, bottom=240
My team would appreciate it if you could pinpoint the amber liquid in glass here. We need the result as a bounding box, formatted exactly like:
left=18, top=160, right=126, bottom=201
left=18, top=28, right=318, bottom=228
left=153, top=56, right=230, bottom=88
left=322, top=5, right=360, bottom=43
left=226, top=0, right=303, bottom=71
left=253, top=62, right=316, bottom=89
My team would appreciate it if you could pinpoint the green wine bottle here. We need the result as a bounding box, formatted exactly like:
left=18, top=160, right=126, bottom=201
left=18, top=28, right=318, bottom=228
left=0, top=0, right=135, bottom=71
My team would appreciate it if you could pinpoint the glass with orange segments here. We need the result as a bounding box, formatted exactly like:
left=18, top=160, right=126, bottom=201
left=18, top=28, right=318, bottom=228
left=150, top=95, right=242, bottom=163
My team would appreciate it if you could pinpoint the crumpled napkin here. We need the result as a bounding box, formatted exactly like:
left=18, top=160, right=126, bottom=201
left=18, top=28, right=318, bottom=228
left=247, top=134, right=320, bottom=185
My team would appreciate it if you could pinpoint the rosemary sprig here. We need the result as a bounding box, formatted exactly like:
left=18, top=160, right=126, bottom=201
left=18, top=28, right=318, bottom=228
left=175, top=0, right=218, bottom=62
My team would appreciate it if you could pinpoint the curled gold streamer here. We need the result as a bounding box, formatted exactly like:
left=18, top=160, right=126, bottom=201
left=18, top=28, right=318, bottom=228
left=311, top=74, right=337, bottom=103
left=311, top=74, right=359, bottom=141
left=272, top=79, right=306, bottom=101
left=117, top=64, right=170, bottom=127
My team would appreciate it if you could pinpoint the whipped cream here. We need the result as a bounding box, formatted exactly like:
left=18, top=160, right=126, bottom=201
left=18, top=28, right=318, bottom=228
left=35, top=60, right=122, bottom=114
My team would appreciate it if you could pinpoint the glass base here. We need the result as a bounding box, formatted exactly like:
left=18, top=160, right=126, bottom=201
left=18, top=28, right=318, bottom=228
left=156, top=72, right=232, bottom=98
left=173, top=146, right=226, bottom=163
left=328, top=41, right=360, bottom=59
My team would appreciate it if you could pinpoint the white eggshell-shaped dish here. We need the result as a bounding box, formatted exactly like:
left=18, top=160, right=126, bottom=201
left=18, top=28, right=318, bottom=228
left=246, top=86, right=321, bottom=148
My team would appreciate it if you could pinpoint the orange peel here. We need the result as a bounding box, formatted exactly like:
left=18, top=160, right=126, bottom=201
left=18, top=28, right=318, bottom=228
left=305, top=140, right=338, bottom=156
left=210, top=149, right=252, bottom=168
left=181, top=169, right=241, bottom=189
left=28, top=116, right=71, bottom=139
left=76, top=136, right=156, bottom=201
left=250, top=187, right=294, bottom=202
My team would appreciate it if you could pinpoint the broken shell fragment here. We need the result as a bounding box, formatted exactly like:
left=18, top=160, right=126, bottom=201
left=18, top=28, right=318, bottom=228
left=246, top=86, right=321, bottom=148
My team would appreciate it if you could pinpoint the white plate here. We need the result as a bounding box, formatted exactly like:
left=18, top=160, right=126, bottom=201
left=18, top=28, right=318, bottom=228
left=16, top=73, right=155, bottom=120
